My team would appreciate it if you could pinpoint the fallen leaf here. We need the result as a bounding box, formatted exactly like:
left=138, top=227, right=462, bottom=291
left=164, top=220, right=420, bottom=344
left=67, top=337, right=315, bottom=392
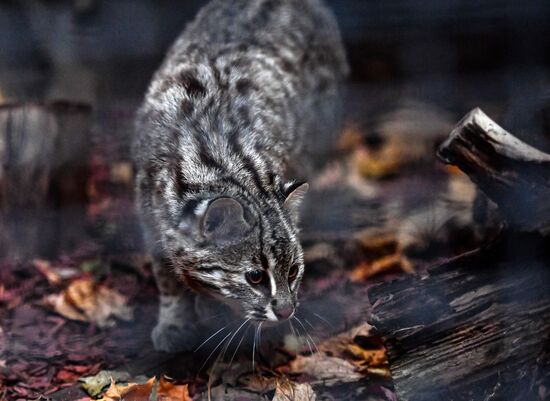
left=33, top=259, right=62, bottom=285
left=354, top=232, right=400, bottom=258
left=349, top=232, right=413, bottom=282
left=98, top=377, right=155, bottom=401
left=44, top=278, right=133, bottom=327
left=80, top=370, right=131, bottom=398
left=444, top=164, right=464, bottom=176
left=241, top=374, right=277, bottom=394
left=285, top=355, right=362, bottom=384
left=349, top=254, right=413, bottom=282
left=319, top=323, right=391, bottom=379
left=353, top=138, right=403, bottom=179
left=337, top=124, right=364, bottom=152
left=273, top=381, right=316, bottom=401
left=117, top=377, right=155, bottom=401
left=56, top=368, right=82, bottom=382
left=157, top=376, right=191, bottom=401
left=280, top=323, right=391, bottom=384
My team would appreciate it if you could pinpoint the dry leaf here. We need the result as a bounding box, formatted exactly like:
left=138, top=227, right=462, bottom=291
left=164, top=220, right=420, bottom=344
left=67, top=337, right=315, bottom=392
left=349, top=232, right=413, bottom=282
left=281, top=323, right=391, bottom=383
left=353, top=138, right=403, bottom=179
left=285, top=355, right=362, bottom=384
left=98, top=377, right=155, bottom=401
left=44, top=278, right=133, bottom=327
left=349, top=254, right=413, bottom=282
left=33, top=259, right=62, bottom=285
left=319, top=323, right=391, bottom=379
left=80, top=370, right=131, bottom=397
left=273, top=381, right=316, bottom=401
left=338, top=124, right=364, bottom=152
left=157, top=376, right=191, bottom=401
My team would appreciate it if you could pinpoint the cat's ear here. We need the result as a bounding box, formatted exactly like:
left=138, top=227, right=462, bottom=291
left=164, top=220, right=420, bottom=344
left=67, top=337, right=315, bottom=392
left=200, top=197, right=252, bottom=243
left=283, top=182, right=309, bottom=222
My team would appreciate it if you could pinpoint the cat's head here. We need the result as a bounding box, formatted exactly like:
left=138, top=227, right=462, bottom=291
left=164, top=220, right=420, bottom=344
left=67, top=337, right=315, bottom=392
left=167, top=182, right=309, bottom=323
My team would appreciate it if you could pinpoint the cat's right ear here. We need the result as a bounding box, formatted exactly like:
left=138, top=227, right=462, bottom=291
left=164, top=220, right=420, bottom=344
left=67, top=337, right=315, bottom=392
left=198, top=197, right=252, bottom=244
left=283, top=182, right=309, bottom=222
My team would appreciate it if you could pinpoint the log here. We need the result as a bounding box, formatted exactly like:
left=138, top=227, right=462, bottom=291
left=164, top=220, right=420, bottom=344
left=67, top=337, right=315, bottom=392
left=369, top=235, right=550, bottom=401
left=0, top=101, right=91, bottom=260
left=437, top=108, right=550, bottom=234
left=369, top=109, right=550, bottom=401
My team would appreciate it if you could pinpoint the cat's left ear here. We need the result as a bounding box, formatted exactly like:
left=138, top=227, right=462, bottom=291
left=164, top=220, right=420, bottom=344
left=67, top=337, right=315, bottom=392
left=283, top=182, right=309, bottom=222
left=200, top=197, right=252, bottom=244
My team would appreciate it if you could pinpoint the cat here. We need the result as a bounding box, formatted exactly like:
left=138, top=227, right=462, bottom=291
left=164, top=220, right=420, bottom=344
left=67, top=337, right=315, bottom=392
left=133, top=0, right=348, bottom=352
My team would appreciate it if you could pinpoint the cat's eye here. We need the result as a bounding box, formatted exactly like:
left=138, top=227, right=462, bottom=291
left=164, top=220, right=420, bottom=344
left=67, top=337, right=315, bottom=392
left=288, top=265, right=299, bottom=281
left=246, top=269, right=266, bottom=285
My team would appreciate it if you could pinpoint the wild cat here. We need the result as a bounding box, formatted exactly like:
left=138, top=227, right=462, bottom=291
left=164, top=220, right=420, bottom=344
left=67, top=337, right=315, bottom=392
left=133, top=0, right=348, bottom=352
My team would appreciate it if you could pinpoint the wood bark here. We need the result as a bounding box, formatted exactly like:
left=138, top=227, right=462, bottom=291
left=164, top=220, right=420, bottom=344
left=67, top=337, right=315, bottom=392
left=437, top=107, right=550, bottom=234
left=369, top=236, right=550, bottom=401
left=0, top=101, right=91, bottom=259
left=369, top=109, right=550, bottom=401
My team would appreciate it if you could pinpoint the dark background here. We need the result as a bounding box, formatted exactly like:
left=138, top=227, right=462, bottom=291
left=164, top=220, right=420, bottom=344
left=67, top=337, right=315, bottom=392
left=1, top=0, right=549, bottom=144
left=1, top=0, right=549, bottom=258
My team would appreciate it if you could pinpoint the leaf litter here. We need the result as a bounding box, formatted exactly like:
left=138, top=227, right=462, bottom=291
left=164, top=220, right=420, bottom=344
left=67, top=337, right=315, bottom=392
left=43, top=277, right=134, bottom=328
left=0, top=104, right=489, bottom=401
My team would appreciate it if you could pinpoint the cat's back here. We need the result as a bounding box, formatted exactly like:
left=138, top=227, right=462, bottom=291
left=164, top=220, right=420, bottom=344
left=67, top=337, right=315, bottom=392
left=161, top=0, right=348, bottom=89
left=137, top=0, right=348, bottom=179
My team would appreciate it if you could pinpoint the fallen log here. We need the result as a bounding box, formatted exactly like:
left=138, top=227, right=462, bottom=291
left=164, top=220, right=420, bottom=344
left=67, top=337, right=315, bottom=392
left=369, top=109, right=550, bottom=401
left=437, top=108, right=550, bottom=234
left=0, top=101, right=91, bottom=260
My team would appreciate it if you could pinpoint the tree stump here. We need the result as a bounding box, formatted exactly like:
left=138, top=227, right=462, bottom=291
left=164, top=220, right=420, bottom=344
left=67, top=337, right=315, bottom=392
left=0, top=101, right=92, bottom=260
left=369, top=109, right=550, bottom=401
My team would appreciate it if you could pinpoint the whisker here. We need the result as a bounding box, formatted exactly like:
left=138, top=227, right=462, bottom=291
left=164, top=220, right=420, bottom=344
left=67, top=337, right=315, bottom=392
left=288, top=320, right=300, bottom=354
left=197, top=311, right=231, bottom=324
left=252, top=323, right=261, bottom=374
left=303, top=317, right=324, bottom=358
left=294, top=316, right=320, bottom=355
left=304, top=317, right=323, bottom=341
left=292, top=319, right=313, bottom=355
left=199, top=329, right=234, bottom=373
left=256, top=321, right=264, bottom=361
left=228, top=323, right=250, bottom=368
left=258, top=321, right=263, bottom=347
left=194, top=323, right=231, bottom=352
left=313, top=312, right=335, bottom=329
left=219, top=319, right=250, bottom=363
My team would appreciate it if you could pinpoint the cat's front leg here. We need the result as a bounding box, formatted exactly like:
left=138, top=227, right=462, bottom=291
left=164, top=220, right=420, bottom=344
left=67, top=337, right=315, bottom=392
left=152, top=259, right=200, bottom=353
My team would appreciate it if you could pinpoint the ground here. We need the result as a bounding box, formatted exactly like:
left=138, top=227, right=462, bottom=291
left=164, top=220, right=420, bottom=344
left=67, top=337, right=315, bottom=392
left=0, top=97, right=492, bottom=401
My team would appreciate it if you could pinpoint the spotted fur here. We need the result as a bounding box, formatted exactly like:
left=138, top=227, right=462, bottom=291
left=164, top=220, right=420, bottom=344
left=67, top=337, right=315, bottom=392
left=133, top=0, right=348, bottom=352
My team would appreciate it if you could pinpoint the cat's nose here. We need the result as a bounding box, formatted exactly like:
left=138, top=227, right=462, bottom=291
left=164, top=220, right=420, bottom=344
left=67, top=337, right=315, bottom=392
left=273, top=304, right=294, bottom=320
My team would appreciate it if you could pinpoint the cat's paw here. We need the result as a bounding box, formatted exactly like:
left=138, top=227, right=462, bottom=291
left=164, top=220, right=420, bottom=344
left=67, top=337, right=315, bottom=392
left=152, top=322, right=199, bottom=353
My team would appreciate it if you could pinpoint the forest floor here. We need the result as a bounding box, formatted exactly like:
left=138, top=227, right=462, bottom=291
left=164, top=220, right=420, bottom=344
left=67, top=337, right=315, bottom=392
left=0, top=99, right=489, bottom=401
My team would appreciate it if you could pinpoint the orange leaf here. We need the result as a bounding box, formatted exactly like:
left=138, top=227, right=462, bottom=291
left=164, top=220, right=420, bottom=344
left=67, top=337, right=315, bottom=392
left=44, top=278, right=133, bottom=327
left=99, top=377, right=155, bottom=401
left=157, top=376, right=191, bottom=401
